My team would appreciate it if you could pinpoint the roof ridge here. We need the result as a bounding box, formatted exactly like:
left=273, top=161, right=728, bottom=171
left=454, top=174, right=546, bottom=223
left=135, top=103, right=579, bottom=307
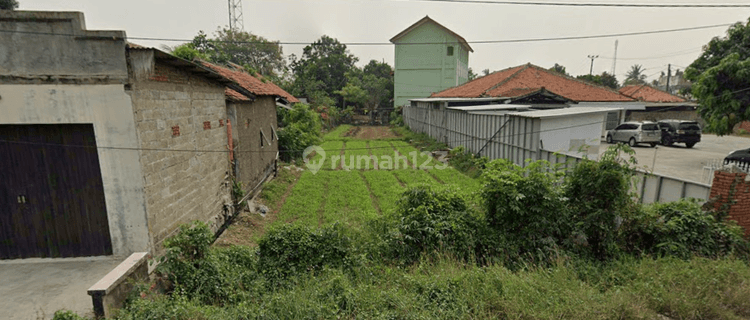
left=528, top=64, right=632, bottom=99
left=482, top=64, right=530, bottom=97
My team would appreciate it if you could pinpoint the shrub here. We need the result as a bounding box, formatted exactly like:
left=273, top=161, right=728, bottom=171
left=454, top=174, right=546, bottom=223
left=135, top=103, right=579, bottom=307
left=383, top=185, right=483, bottom=264
left=448, top=146, right=488, bottom=178
left=277, top=103, right=322, bottom=161
left=51, top=310, right=86, bottom=320
left=565, top=144, right=637, bottom=260
left=258, top=223, right=352, bottom=282
left=155, top=221, right=229, bottom=304
left=481, top=159, right=570, bottom=265
left=622, top=199, right=749, bottom=259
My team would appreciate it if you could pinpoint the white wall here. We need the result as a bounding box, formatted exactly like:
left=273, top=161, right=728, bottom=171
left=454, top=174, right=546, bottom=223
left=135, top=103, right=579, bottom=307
left=0, top=84, right=150, bottom=257
left=539, top=112, right=606, bottom=159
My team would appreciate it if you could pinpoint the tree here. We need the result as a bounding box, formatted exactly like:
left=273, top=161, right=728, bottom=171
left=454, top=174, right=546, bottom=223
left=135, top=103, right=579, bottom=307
left=482, top=69, right=491, bottom=76
left=549, top=63, right=568, bottom=76
left=0, top=0, right=18, bottom=10
left=468, top=68, right=478, bottom=81
left=624, top=64, right=647, bottom=85
left=685, top=19, right=750, bottom=135
left=290, top=35, right=358, bottom=108
left=179, top=29, right=286, bottom=79
left=363, top=60, right=394, bottom=108
left=576, top=72, right=619, bottom=90
left=336, top=65, right=392, bottom=113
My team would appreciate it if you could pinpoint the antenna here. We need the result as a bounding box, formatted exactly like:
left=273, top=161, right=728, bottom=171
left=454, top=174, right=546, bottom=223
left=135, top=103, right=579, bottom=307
left=611, top=40, right=619, bottom=76
left=228, top=0, right=245, bottom=31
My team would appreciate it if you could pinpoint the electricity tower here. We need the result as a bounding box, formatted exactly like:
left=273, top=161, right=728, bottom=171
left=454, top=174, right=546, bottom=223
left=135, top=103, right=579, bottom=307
left=228, top=0, right=245, bottom=31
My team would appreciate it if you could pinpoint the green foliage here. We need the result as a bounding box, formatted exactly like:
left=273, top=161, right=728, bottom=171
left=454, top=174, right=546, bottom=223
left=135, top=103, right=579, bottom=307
left=381, top=185, right=482, bottom=264
left=190, top=29, right=286, bottom=79
left=690, top=53, right=750, bottom=135
left=565, top=144, right=637, bottom=260
left=155, top=221, right=229, bottom=304
left=624, top=64, right=647, bottom=85
left=170, top=43, right=209, bottom=61
left=622, top=199, right=749, bottom=259
left=549, top=63, right=568, bottom=76
left=481, top=159, right=570, bottom=264
left=0, top=0, right=18, bottom=10
left=51, top=310, right=86, bottom=320
left=258, top=223, right=352, bottom=282
left=448, top=146, right=488, bottom=178
left=231, top=180, right=244, bottom=201
left=576, top=71, right=620, bottom=89
left=277, top=103, right=322, bottom=161
left=290, top=35, right=358, bottom=108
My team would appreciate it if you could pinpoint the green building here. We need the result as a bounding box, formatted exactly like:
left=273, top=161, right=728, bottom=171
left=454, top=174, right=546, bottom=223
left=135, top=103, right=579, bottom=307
left=390, top=16, right=473, bottom=107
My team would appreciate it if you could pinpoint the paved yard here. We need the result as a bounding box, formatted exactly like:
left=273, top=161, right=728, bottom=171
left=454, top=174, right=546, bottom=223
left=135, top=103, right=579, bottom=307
left=600, top=134, right=750, bottom=184
left=0, top=257, right=123, bottom=320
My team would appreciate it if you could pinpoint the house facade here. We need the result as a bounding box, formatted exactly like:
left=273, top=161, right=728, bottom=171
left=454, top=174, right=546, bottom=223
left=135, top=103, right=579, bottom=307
left=0, top=11, right=256, bottom=259
left=200, top=61, right=299, bottom=196
left=390, top=16, right=472, bottom=108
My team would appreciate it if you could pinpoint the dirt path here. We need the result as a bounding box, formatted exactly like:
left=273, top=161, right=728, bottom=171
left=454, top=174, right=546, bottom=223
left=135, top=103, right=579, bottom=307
left=213, top=167, right=303, bottom=248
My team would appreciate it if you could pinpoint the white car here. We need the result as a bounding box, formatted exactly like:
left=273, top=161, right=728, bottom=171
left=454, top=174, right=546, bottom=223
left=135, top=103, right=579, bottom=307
left=606, top=122, right=661, bottom=147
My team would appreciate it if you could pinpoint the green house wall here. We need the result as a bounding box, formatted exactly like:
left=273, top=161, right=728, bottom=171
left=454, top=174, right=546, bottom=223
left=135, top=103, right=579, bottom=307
left=393, top=22, right=470, bottom=107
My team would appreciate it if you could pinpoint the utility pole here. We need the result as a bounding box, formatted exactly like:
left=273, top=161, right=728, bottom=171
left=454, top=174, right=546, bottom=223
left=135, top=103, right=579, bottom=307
left=228, top=0, right=244, bottom=32
left=666, top=64, right=671, bottom=93
left=588, top=55, right=599, bottom=75
left=611, top=40, right=618, bottom=76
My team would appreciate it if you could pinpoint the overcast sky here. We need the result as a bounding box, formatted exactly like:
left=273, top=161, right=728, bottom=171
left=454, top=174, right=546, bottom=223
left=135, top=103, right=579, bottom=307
left=18, top=0, right=750, bottom=82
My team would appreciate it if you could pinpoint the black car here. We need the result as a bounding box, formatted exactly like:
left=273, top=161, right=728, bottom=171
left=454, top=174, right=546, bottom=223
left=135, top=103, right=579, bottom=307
left=725, top=148, right=750, bottom=171
left=657, top=120, right=701, bottom=148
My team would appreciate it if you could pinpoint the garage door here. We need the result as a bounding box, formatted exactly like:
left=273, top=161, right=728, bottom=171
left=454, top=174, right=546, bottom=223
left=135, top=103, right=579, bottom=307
left=0, top=124, right=112, bottom=259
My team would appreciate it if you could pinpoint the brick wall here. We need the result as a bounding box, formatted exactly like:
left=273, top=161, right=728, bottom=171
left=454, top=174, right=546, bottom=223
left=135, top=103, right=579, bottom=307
left=128, top=59, right=232, bottom=255
left=739, top=121, right=750, bottom=132
left=709, top=170, right=750, bottom=237
left=231, top=97, right=278, bottom=192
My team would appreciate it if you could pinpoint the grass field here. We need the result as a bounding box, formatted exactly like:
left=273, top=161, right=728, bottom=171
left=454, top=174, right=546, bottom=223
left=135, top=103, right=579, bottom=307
left=272, top=127, right=482, bottom=229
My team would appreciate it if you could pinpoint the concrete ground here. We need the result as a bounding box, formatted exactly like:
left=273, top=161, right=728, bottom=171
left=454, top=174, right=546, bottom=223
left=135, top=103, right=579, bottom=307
left=600, top=134, right=750, bottom=184
left=0, top=256, right=123, bottom=320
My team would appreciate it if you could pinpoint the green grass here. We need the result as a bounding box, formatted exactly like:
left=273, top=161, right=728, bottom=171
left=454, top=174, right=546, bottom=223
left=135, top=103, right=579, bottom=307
left=361, top=170, right=405, bottom=215
left=391, top=140, right=439, bottom=169
left=323, top=124, right=352, bottom=141
left=274, top=170, right=330, bottom=227
left=322, top=170, right=378, bottom=229
left=341, top=140, right=375, bottom=170
left=392, top=169, right=439, bottom=187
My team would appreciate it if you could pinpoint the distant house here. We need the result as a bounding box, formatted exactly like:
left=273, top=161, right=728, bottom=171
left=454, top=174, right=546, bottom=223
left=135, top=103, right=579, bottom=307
left=0, top=11, right=268, bottom=259
left=618, top=84, right=699, bottom=123
left=426, top=63, right=645, bottom=133
left=199, top=61, right=299, bottom=196
left=390, top=16, right=473, bottom=108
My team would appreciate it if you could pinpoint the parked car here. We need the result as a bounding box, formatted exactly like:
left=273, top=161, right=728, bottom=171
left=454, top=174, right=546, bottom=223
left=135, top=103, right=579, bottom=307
left=657, top=120, right=701, bottom=148
left=724, top=147, right=750, bottom=171
left=606, top=121, right=661, bottom=147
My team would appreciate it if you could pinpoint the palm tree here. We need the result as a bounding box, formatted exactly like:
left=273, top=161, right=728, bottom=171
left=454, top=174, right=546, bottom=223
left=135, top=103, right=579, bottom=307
left=625, top=64, right=647, bottom=85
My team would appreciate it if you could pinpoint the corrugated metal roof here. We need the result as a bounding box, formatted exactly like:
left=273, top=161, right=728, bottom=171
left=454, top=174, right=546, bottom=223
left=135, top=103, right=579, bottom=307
left=447, top=104, right=531, bottom=111
left=509, top=107, right=618, bottom=119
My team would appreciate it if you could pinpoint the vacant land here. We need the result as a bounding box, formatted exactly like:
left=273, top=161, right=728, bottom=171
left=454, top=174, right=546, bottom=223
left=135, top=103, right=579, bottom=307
left=219, top=126, right=479, bottom=245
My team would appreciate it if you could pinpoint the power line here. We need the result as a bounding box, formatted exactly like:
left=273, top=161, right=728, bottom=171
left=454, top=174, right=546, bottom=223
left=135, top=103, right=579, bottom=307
left=393, top=0, right=750, bottom=8
left=0, top=23, right=733, bottom=46
left=600, top=47, right=703, bottom=61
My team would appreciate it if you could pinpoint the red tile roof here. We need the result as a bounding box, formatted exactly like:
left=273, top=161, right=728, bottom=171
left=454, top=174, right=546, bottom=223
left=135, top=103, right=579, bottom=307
left=432, top=63, right=635, bottom=102
left=619, top=85, right=687, bottom=103
left=199, top=61, right=299, bottom=103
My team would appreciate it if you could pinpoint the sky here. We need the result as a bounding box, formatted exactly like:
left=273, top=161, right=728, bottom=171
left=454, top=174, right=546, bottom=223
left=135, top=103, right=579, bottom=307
left=17, top=0, right=750, bottom=83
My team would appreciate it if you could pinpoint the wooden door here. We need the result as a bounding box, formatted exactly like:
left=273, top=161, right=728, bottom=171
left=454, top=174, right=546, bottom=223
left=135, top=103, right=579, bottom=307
left=0, top=124, right=112, bottom=259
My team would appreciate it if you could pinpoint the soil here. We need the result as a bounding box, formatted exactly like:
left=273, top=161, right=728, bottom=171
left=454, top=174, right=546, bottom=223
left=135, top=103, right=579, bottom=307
left=213, top=166, right=303, bottom=248
left=353, top=126, right=399, bottom=140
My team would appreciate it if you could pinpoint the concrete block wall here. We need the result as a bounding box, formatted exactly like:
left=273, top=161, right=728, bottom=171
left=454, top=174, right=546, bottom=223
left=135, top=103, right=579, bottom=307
left=231, top=97, right=278, bottom=192
left=709, top=171, right=750, bottom=237
left=128, top=58, right=232, bottom=255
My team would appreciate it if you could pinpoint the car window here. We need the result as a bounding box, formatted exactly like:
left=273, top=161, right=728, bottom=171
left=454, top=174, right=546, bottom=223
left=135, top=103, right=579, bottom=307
left=641, top=123, right=659, bottom=131
left=679, top=123, right=701, bottom=130
left=614, top=124, right=628, bottom=130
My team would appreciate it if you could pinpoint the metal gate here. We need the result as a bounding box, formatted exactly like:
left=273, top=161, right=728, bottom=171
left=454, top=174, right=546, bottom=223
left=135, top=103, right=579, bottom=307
left=0, top=124, right=112, bottom=259
left=606, top=111, right=620, bottom=130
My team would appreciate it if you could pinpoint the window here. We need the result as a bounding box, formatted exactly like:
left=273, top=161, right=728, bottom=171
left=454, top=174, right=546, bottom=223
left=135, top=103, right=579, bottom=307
left=447, top=46, right=454, bottom=56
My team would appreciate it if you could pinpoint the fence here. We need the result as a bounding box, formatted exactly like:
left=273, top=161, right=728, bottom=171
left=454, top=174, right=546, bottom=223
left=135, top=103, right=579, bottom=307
left=403, top=104, right=712, bottom=204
